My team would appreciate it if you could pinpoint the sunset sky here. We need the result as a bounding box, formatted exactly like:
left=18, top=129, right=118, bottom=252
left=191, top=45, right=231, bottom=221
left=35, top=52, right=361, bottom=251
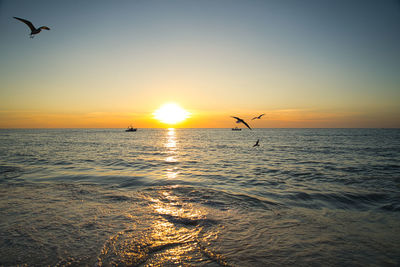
left=0, top=0, right=399, bottom=128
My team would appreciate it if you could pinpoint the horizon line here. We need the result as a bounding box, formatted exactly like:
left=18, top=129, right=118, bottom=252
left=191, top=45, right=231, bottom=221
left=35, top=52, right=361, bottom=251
left=1, top=127, right=399, bottom=130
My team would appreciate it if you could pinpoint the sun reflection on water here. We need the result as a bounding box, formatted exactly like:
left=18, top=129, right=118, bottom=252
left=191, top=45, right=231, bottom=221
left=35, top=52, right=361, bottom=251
left=97, top=188, right=222, bottom=266
left=165, top=128, right=177, bottom=150
left=135, top=189, right=221, bottom=265
left=165, top=128, right=179, bottom=179
left=166, top=167, right=178, bottom=179
left=97, top=130, right=227, bottom=265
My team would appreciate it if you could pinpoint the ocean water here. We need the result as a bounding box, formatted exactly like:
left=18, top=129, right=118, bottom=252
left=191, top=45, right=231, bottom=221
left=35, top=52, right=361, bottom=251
left=0, top=128, right=399, bottom=266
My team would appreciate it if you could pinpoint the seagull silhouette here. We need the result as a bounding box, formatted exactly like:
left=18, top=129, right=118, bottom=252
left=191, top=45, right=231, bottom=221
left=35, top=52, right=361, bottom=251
left=13, top=17, right=50, bottom=38
left=231, top=116, right=252, bottom=130
left=252, top=113, right=265, bottom=120
left=253, top=139, right=260, bottom=147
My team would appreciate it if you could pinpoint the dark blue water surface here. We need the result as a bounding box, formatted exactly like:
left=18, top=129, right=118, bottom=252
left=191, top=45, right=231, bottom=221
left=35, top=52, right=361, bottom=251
left=1, top=128, right=399, bottom=266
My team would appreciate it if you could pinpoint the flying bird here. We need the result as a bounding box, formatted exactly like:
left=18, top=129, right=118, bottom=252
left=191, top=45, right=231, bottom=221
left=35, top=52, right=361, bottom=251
left=231, top=116, right=252, bottom=130
left=253, top=139, right=260, bottom=147
left=252, top=114, right=265, bottom=120
left=13, top=17, right=50, bottom=38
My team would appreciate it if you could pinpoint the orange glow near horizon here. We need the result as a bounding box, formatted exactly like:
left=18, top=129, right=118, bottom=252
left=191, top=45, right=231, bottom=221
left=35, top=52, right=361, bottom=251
left=0, top=108, right=399, bottom=128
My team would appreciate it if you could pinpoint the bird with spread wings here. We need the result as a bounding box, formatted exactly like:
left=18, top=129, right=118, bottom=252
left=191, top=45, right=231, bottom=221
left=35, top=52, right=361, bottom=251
left=252, top=114, right=265, bottom=120
left=14, top=17, right=50, bottom=38
left=231, top=116, right=252, bottom=130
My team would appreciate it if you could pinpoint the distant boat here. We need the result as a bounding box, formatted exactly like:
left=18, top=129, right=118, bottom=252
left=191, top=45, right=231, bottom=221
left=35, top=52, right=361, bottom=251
left=232, top=127, right=242, bottom=131
left=125, top=125, right=137, bottom=132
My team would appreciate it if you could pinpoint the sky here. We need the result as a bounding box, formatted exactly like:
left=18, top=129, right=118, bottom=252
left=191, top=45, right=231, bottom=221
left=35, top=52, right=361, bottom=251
left=0, top=0, right=399, bottom=128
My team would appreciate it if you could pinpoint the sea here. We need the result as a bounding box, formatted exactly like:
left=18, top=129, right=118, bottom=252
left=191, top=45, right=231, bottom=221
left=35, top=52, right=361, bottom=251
left=0, top=128, right=399, bottom=266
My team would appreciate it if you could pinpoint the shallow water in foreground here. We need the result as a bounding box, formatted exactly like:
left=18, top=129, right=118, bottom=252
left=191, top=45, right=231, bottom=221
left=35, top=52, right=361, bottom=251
left=0, top=128, right=399, bottom=266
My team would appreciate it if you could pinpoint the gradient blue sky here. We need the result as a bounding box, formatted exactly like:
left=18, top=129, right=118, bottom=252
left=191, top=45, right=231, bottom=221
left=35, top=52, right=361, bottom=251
left=0, top=0, right=399, bottom=127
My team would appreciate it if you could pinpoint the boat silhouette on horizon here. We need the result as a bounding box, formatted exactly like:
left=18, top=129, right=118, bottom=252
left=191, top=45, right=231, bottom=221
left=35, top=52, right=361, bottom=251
left=125, top=125, right=137, bottom=132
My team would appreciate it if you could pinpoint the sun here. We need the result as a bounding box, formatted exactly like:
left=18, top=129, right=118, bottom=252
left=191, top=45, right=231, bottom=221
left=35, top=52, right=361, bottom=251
left=153, top=103, right=190, bottom=125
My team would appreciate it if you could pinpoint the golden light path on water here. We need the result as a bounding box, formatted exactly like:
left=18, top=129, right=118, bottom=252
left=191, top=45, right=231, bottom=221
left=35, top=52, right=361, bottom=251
left=97, top=128, right=227, bottom=265
left=138, top=128, right=227, bottom=265
left=165, top=128, right=179, bottom=179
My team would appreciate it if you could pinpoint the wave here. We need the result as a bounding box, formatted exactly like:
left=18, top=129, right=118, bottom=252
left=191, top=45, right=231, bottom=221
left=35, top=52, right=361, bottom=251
left=282, top=190, right=399, bottom=211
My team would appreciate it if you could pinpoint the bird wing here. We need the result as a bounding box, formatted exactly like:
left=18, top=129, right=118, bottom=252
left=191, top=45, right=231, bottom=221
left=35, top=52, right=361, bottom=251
left=231, top=116, right=251, bottom=129
left=39, top=26, right=50, bottom=30
left=241, top=119, right=252, bottom=130
left=13, top=17, right=36, bottom=31
left=251, top=116, right=258, bottom=120
left=231, top=116, right=242, bottom=123
left=259, top=114, right=265, bottom=118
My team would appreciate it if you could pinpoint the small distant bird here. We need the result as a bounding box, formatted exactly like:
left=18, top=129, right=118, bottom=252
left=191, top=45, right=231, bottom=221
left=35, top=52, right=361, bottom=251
left=231, top=116, right=252, bottom=130
left=13, top=17, right=50, bottom=38
left=252, top=114, right=265, bottom=120
left=253, top=139, right=260, bottom=147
